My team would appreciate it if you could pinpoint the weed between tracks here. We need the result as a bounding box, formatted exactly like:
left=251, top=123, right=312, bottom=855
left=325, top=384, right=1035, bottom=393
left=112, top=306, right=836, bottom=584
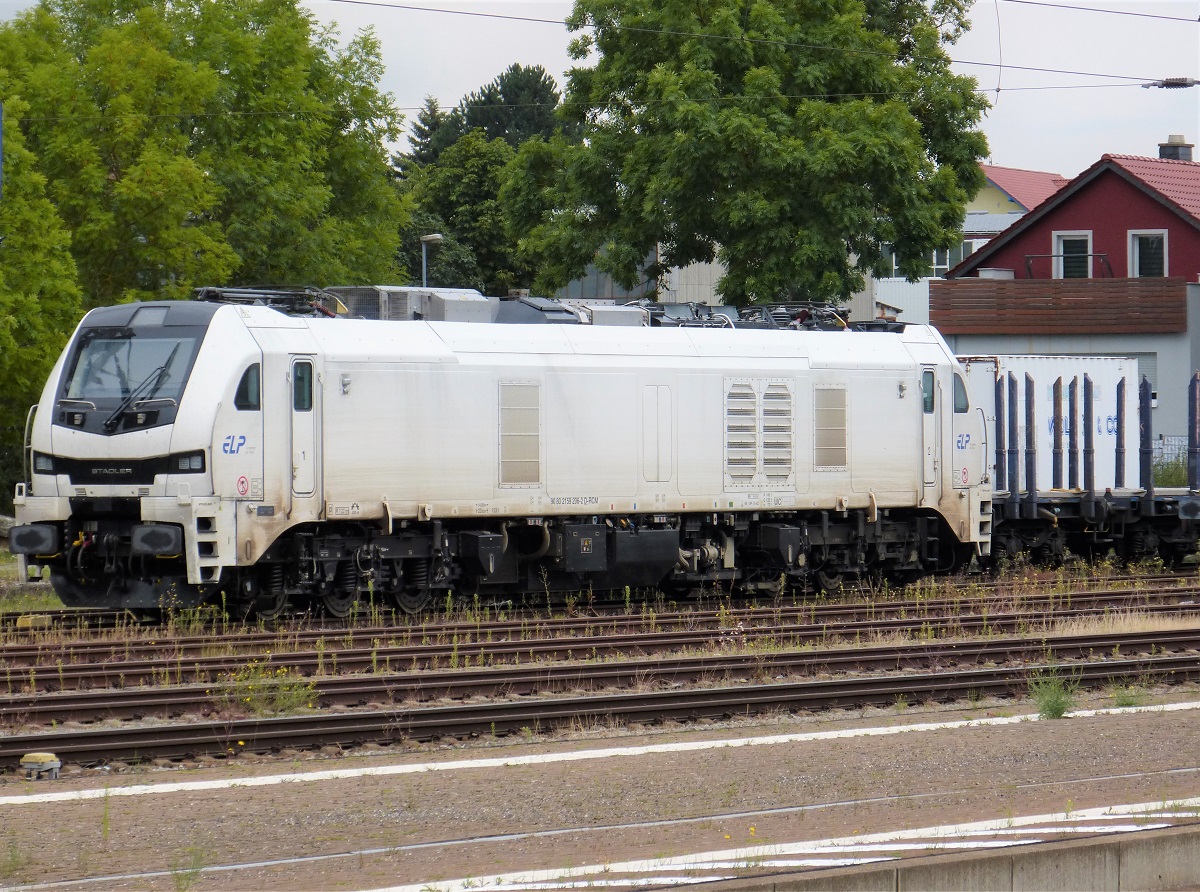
left=211, top=661, right=317, bottom=717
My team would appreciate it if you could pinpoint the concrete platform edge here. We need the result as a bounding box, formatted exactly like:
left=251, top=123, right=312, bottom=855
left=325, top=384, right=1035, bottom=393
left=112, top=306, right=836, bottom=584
left=691, top=823, right=1200, bottom=891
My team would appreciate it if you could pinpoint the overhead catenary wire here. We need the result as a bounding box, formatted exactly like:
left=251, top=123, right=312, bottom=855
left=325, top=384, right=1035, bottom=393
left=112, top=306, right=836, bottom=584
left=317, top=0, right=1170, bottom=84
left=997, top=0, right=1200, bottom=23
left=7, top=80, right=1163, bottom=125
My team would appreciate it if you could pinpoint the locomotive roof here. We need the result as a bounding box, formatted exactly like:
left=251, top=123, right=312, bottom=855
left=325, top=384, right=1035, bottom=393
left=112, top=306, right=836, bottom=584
left=227, top=306, right=952, bottom=371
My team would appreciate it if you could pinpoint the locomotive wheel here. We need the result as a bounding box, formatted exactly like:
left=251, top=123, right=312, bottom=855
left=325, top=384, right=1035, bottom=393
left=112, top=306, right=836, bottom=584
left=320, top=589, right=357, bottom=618
left=392, top=589, right=433, bottom=616
left=255, top=589, right=289, bottom=620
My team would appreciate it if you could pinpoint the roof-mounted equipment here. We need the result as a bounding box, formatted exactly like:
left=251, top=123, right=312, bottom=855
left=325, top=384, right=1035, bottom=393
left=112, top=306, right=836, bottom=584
left=192, top=286, right=347, bottom=317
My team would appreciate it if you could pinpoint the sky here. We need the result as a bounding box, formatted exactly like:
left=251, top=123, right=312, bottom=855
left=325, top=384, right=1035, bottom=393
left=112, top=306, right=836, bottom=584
left=1, top=0, right=1197, bottom=179
left=292, top=0, right=1200, bottom=178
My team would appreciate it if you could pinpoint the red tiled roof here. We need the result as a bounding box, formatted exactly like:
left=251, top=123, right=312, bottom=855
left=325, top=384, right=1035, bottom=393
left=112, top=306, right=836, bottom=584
left=1105, top=154, right=1200, bottom=219
left=980, top=164, right=1068, bottom=211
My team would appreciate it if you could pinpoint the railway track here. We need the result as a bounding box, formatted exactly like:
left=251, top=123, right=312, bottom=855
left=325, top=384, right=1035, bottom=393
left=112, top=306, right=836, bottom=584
left=0, top=570, right=1193, bottom=635
left=2, top=592, right=1197, bottom=693
left=1, top=571, right=1195, bottom=771
left=3, top=581, right=1197, bottom=676
left=3, top=625, right=1199, bottom=726
left=0, top=650, right=1195, bottom=767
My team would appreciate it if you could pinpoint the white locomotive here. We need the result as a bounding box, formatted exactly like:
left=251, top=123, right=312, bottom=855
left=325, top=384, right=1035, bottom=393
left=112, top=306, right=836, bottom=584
left=11, top=292, right=995, bottom=615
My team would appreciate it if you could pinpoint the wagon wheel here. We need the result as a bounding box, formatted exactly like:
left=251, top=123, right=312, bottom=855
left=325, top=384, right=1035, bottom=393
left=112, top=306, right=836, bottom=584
left=319, top=588, right=357, bottom=619
left=391, top=588, right=433, bottom=616
left=816, top=568, right=843, bottom=594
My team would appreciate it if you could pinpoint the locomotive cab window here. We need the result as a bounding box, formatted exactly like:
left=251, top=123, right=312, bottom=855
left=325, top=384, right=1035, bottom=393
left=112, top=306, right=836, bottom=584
left=953, top=374, right=969, bottom=413
left=293, top=361, right=313, bottom=412
left=235, top=364, right=261, bottom=411
left=921, top=370, right=935, bottom=414
left=64, top=330, right=198, bottom=404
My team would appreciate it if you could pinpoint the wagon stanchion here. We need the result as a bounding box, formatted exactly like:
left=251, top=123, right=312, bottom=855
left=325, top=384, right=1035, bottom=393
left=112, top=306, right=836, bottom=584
left=1052, top=377, right=1063, bottom=490
left=1024, top=373, right=1037, bottom=518
left=1115, top=377, right=1126, bottom=489
left=1008, top=373, right=1020, bottom=512
left=995, top=375, right=1007, bottom=493
left=1189, top=372, right=1200, bottom=493
left=1140, top=375, right=1155, bottom=512
left=1069, top=376, right=1080, bottom=491
left=1083, top=375, right=1096, bottom=517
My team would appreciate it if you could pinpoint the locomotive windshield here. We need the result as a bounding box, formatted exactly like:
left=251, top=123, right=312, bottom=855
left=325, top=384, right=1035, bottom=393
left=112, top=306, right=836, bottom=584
left=53, top=304, right=213, bottom=436
left=64, top=330, right=197, bottom=404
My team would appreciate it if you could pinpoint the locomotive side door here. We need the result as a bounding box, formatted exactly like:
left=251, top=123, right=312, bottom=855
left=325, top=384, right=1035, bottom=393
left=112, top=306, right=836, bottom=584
left=920, top=367, right=941, bottom=505
left=290, top=357, right=317, bottom=497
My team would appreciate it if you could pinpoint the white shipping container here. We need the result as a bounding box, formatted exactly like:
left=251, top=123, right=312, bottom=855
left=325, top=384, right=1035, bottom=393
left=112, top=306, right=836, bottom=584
left=958, top=355, right=1139, bottom=493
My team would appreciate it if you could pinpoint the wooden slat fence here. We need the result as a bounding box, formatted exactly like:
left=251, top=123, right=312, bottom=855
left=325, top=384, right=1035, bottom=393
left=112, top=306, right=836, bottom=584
left=929, top=277, right=1188, bottom=335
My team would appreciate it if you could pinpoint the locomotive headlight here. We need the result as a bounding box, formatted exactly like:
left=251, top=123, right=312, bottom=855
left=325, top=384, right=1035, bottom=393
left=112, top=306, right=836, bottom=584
left=33, top=453, right=55, bottom=474
left=170, top=451, right=206, bottom=473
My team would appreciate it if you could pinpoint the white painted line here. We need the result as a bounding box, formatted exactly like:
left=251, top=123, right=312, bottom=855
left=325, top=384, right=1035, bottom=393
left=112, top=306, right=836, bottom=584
left=686, top=858, right=893, bottom=868
left=483, top=881, right=732, bottom=890
left=810, top=841, right=1039, bottom=852
left=377, top=798, right=1200, bottom=892
left=3, top=700, right=1198, bottom=807
left=951, top=824, right=1170, bottom=835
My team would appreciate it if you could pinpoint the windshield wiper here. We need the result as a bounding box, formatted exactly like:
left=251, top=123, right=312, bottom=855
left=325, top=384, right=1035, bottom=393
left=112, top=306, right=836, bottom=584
left=102, top=343, right=180, bottom=432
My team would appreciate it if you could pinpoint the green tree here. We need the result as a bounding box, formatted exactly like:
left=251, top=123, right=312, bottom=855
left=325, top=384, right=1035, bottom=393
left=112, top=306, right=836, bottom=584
left=176, top=0, right=404, bottom=286
left=504, top=0, right=988, bottom=303
left=403, top=96, right=464, bottom=172
left=0, top=88, right=84, bottom=510
left=399, top=65, right=572, bottom=176
left=1, top=0, right=405, bottom=307
left=461, top=64, right=570, bottom=149
left=397, top=206, right=483, bottom=291
left=403, top=129, right=533, bottom=295
left=2, top=0, right=237, bottom=307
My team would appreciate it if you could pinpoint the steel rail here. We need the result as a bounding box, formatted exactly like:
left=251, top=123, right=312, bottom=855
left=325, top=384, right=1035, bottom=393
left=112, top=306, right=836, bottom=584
left=0, top=652, right=1195, bottom=767
left=5, top=584, right=1197, bottom=674
left=4, top=626, right=1199, bottom=726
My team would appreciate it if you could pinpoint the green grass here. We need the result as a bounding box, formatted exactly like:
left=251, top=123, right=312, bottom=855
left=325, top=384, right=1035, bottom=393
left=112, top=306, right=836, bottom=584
left=214, top=660, right=317, bottom=717
left=1028, top=669, right=1080, bottom=719
left=0, top=546, right=19, bottom=580
left=0, top=545, right=62, bottom=612
left=1154, top=456, right=1188, bottom=487
left=1109, top=684, right=1146, bottom=708
left=169, top=846, right=208, bottom=892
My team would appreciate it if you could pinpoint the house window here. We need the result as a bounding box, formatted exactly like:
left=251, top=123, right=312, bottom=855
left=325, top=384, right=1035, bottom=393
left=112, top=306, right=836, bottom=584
left=1129, top=231, right=1167, bottom=277
left=880, top=242, right=969, bottom=279
left=1053, top=231, right=1092, bottom=278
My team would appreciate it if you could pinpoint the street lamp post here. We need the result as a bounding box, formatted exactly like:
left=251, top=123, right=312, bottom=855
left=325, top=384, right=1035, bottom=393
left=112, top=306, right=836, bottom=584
left=420, top=233, right=444, bottom=287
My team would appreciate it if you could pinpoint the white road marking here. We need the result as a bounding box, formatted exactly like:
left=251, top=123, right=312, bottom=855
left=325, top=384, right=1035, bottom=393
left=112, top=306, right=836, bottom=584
left=3, top=701, right=1197, bottom=807
left=377, top=800, right=1200, bottom=892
